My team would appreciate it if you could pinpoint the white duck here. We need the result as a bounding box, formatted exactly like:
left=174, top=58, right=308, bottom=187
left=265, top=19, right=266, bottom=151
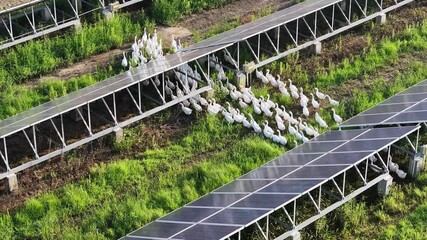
left=302, top=106, right=310, bottom=117
left=253, top=100, right=262, bottom=115
left=332, top=109, right=343, bottom=124
left=180, top=103, right=192, bottom=115
left=310, top=93, right=320, bottom=109
left=388, top=156, right=399, bottom=173
left=249, top=114, right=262, bottom=133
left=300, top=87, right=309, bottom=103
left=326, top=95, right=339, bottom=106
left=226, top=102, right=237, bottom=115
left=266, top=69, right=277, bottom=86
left=276, top=130, right=287, bottom=146
left=288, top=111, right=299, bottom=125
left=315, top=87, right=326, bottom=100
left=396, top=169, right=407, bottom=179
left=222, top=109, right=235, bottom=124
left=242, top=116, right=252, bottom=128
left=279, top=83, right=290, bottom=98
left=289, top=79, right=298, bottom=93
left=233, top=109, right=245, bottom=123
left=239, top=99, right=249, bottom=109
left=315, top=112, right=328, bottom=128
left=207, top=100, right=220, bottom=116
left=121, top=52, right=128, bottom=68
left=265, top=94, right=276, bottom=109
left=288, top=121, right=297, bottom=136
left=263, top=121, right=275, bottom=139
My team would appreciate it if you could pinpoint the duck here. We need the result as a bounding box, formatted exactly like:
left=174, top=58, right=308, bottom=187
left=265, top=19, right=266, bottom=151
left=332, top=109, right=343, bottom=124
left=249, top=114, right=262, bottom=133
left=239, top=98, right=249, bottom=109
left=315, top=87, right=326, bottom=100
left=276, top=130, right=287, bottom=146
left=396, top=169, right=407, bottom=179
left=192, top=102, right=203, bottom=112
left=266, top=94, right=276, bottom=109
left=199, top=96, right=208, bottom=107
left=222, top=109, right=235, bottom=124
left=315, top=112, right=328, bottom=128
left=266, top=69, right=277, bottom=86
left=121, top=52, right=128, bottom=68
left=310, top=93, right=320, bottom=109
left=233, top=109, right=245, bottom=123
left=279, top=83, right=290, bottom=98
left=242, top=116, right=252, bottom=128
left=289, top=79, right=298, bottom=92
left=263, top=121, right=275, bottom=138
left=288, top=111, right=299, bottom=125
left=180, top=103, right=192, bottom=115
left=326, top=95, right=339, bottom=106
left=388, top=156, right=399, bottom=173
left=300, top=87, right=309, bottom=103
left=207, top=100, right=220, bottom=116
left=302, top=106, right=310, bottom=117
left=288, top=121, right=297, bottom=136
left=226, top=102, right=237, bottom=115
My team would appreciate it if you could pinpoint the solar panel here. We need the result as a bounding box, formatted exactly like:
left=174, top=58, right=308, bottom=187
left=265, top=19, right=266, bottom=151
left=308, top=151, right=372, bottom=165
left=159, top=207, right=220, bottom=223
left=188, top=193, right=248, bottom=207
left=259, top=179, right=324, bottom=194
left=230, top=193, right=298, bottom=210
left=202, top=208, right=269, bottom=225
left=333, top=139, right=393, bottom=152
left=124, top=126, right=419, bottom=240
left=341, top=79, right=427, bottom=127
left=173, top=224, right=241, bottom=240
left=263, top=153, right=322, bottom=167
left=311, top=129, right=365, bottom=142
left=284, top=165, right=350, bottom=179
left=287, top=141, right=345, bottom=154
left=239, top=166, right=299, bottom=180
left=128, top=221, right=191, bottom=239
left=213, top=180, right=272, bottom=193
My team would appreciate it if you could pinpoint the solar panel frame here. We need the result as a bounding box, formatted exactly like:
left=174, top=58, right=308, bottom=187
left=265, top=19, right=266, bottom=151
left=124, top=126, right=419, bottom=240
left=341, top=79, right=427, bottom=127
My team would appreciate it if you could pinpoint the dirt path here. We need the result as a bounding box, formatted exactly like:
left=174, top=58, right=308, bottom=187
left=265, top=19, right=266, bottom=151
left=1, top=2, right=426, bottom=213
left=37, top=0, right=294, bottom=83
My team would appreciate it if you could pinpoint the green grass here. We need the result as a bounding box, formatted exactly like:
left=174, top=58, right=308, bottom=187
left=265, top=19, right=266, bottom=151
left=2, top=18, right=427, bottom=239
left=0, top=13, right=154, bottom=90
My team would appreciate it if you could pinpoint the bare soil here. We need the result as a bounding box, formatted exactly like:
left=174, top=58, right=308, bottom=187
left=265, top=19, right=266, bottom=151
left=1, top=2, right=427, bottom=213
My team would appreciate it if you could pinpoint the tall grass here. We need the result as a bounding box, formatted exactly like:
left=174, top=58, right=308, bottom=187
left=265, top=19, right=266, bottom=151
left=0, top=13, right=154, bottom=90
left=151, top=0, right=233, bottom=25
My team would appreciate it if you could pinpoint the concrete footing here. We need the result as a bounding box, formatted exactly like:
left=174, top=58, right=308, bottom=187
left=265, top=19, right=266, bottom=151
left=103, top=9, right=114, bottom=21
left=74, top=20, right=82, bottom=32
left=408, top=145, right=427, bottom=178
left=290, top=230, right=301, bottom=240
left=233, top=72, right=247, bottom=89
left=203, top=88, right=215, bottom=100
left=311, top=41, right=322, bottom=55
left=377, top=174, right=393, bottom=197
left=376, top=13, right=387, bottom=25
left=113, top=127, right=124, bottom=141
left=5, top=173, right=18, bottom=192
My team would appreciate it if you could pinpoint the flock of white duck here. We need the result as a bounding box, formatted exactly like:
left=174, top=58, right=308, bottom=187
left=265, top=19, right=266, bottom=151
left=119, top=33, right=406, bottom=178
left=162, top=51, right=345, bottom=147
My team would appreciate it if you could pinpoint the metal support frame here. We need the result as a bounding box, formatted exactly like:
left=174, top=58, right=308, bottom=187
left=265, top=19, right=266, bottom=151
left=0, top=54, right=212, bottom=180
left=0, top=0, right=145, bottom=50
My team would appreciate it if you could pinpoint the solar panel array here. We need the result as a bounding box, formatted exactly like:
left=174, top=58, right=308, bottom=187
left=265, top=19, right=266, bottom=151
left=123, top=126, right=418, bottom=240
left=0, top=0, right=340, bottom=140
left=341, top=79, right=427, bottom=127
